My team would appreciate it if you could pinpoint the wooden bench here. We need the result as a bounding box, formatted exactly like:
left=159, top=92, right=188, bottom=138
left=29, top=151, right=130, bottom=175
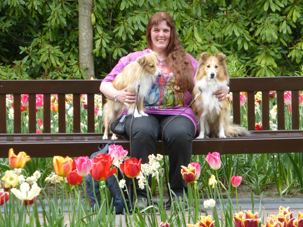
left=1, top=77, right=303, bottom=158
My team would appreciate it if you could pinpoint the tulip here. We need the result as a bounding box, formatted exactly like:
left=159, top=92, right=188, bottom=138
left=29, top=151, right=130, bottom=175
left=299, top=94, right=303, bottom=106
left=90, top=153, right=118, bottom=181
left=8, top=148, right=31, bottom=169
left=293, top=212, right=303, bottom=227
left=189, top=162, right=201, bottom=180
left=231, top=176, right=242, bottom=187
left=67, top=169, right=83, bottom=186
left=36, top=130, right=42, bottom=134
left=188, top=215, right=215, bottom=227
left=284, top=91, right=291, bottom=106
left=21, top=94, right=29, bottom=107
left=240, top=94, right=246, bottom=106
left=120, top=157, right=141, bottom=178
left=108, top=144, right=128, bottom=166
left=74, top=156, right=92, bottom=177
left=269, top=91, right=276, bottom=98
left=181, top=164, right=196, bottom=183
left=53, top=156, right=73, bottom=177
left=51, top=103, right=58, bottom=112
left=255, top=122, right=262, bottom=130
left=36, top=94, right=44, bottom=109
left=10, top=182, right=41, bottom=206
left=94, top=107, right=99, bottom=117
left=205, top=152, right=221, bottom=170
left=37, top=118, right=43, bottom=126
left=0, top=190, right=9, bottom=206
left=159, top=221, right=170, bottom=227
left=234, top=211, right=261, bottom=227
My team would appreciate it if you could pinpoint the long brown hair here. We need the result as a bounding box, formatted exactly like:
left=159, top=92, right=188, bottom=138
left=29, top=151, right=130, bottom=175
left=146, top=12, right=194, bottom=92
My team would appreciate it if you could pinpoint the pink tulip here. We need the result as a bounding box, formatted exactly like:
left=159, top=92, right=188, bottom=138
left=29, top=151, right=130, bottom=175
left=231, top=176, right=242, bottom=187
left=108, top=144, right=128, bottom=164
left=74, top=156, right=92, bottom=177
left=94, top=107, right=98, bottom=117
left=189, top=162, right=201, bottom=180
left=36, top=94, right=44, bottom=109
left=37, top=119, right=43, bottom=126
left=205, top=152, right=221, bottom=170
left=36, top=130, right=42, bottom=134
left=21, top=94, right=29, bottom=107
left=240, top=94, right=246, bottom=106
left=284, top=92, right=291, bottom=106
left=299, top=94, right=303, bottom=106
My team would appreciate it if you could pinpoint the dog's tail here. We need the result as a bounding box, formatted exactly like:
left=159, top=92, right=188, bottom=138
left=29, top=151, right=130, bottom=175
left=225, top=124, right=250, bottom=137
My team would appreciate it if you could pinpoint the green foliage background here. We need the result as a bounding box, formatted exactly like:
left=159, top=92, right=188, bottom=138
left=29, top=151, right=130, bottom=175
left=0, top=0, right=302, bottom=80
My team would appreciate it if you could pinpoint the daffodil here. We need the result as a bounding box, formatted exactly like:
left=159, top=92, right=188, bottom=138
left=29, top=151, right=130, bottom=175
left=208, top=174, right=217, bottom=188
left=1, top=171, right=19, bottom=188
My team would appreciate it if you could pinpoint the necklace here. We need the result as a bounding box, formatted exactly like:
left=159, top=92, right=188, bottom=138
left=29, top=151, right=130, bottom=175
left=158, top=58, right=165, bottom=66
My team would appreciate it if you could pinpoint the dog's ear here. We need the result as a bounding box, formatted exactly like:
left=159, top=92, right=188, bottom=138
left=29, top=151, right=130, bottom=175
left=137, top=55, right=146, bottom=66
left=215, top=53, right=226, bottom=62
left=199, top=52, right=210, bottom=63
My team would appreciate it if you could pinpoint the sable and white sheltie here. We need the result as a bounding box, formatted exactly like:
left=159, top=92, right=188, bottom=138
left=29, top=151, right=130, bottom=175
left=102, top=52, right=161, bottom=140
left=191, top=52, right=249, bottom=138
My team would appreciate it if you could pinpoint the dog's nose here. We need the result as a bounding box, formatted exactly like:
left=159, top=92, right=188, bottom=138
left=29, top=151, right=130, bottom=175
left=210, top=72, right=215, bottom=79
left=156, top=70, right=161, bottom=77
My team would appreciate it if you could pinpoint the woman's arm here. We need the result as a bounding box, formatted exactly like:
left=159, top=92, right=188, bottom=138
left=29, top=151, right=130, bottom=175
left=99, top=81, right=136, bottom=104
left=213, top=85, right=230, bottom=101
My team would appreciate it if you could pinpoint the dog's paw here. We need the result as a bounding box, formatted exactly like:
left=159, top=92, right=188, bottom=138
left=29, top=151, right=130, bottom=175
left=102, top=134, right=108, bottom=140
left=111, top=134, right=118, bottom=140
left=139, top=111, right=148, bottom=117
left=196, top=133, right=205, bottom=139
left=219, top=133, right=226, bottom=138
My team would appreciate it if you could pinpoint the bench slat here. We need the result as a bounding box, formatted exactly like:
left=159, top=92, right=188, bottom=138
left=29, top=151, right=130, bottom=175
left=262, top=91, right=270, bottom=130
left=73, top=94, right=81, bottom=133
left=232, top=92, right=240, bottom=125
left=87, top=94, right=95, bottom=133
left=14, top=95, right=21, bottom=133
left=44, top=94, right=51, bottom=133
left=0, top=95, right=6, bottom=133
left=277, top=91, right=285, bottom=130
left=247, top=91, right=255, bottom=130
left=58, top=94, right=66, bottom=133
left=29, top=94, right=36, bottom=133
left=292, top=90, right=299, bottom=130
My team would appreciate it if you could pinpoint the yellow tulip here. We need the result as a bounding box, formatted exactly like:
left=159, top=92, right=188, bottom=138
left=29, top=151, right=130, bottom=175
left=1, top=171, right=19, bottom=188
left=53, top=156, right=73, bottom=177
left=8, top=148, right=31, bottom=169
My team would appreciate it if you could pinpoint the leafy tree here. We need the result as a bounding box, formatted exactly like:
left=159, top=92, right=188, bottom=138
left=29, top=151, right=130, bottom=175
left=0, top=0, right=302, bottom=79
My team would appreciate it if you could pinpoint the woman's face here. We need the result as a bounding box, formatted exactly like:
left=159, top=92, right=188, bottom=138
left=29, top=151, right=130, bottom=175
left=150, top=20, right=171, bottom=55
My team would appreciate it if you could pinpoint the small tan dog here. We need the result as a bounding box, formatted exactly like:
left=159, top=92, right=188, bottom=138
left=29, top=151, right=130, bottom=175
left=191, top=52, right=249, bottom=138
left=103, top=52, right=161, bottom=140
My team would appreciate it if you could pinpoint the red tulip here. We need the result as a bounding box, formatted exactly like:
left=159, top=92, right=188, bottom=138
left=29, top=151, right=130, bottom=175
left=90, top=153, right=118, bottom=181
left=120, top=157, right=142, bottom=178
left=205, top=152, right=221, bottom=170
left=231, top=176, right=242, bottom=187
left=269, top=91, right=276, bottom=98
left=255, top=122, right=262, bottom=131
left=67, top=169, right=83, bottom=185
left=181, top=164, right=196, bottom=183
left=0, top=191, right=9, bottom=205
left=234, top=211, right=261, bottom=227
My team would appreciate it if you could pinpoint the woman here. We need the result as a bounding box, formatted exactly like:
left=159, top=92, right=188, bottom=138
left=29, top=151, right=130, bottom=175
left=100, top=11, right=229, bottom=203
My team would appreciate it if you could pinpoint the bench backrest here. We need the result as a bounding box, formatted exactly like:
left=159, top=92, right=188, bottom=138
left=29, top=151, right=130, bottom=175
left=0, top=77, right=302, bottom=134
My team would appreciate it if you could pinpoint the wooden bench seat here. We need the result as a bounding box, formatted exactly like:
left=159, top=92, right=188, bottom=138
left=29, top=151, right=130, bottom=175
left=0, top=77, right=303, bottom=158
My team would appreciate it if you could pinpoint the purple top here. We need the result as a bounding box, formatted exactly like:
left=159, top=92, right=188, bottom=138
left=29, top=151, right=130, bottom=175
left=103, top=49, right=199, bottom=134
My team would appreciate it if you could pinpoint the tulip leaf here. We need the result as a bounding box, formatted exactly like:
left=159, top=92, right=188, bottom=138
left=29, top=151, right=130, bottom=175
left=0, top=163, right=11, bottom=171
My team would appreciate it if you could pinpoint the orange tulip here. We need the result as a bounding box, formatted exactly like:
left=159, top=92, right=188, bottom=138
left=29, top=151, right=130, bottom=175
left=51, top=103, right=58, bottom=112
left=53, top=156, right=73, bottom=177
left=8, top=148, right=31, bottom=168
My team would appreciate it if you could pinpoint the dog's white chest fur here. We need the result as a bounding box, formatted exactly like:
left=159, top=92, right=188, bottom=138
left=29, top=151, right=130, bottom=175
left=197, top=77, right=227, bottom=122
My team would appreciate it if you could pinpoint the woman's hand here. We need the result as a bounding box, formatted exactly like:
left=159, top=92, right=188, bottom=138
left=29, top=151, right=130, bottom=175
left=117, top=88, right=137, bottom=104
left=213, top=85, right=230, bottom=101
